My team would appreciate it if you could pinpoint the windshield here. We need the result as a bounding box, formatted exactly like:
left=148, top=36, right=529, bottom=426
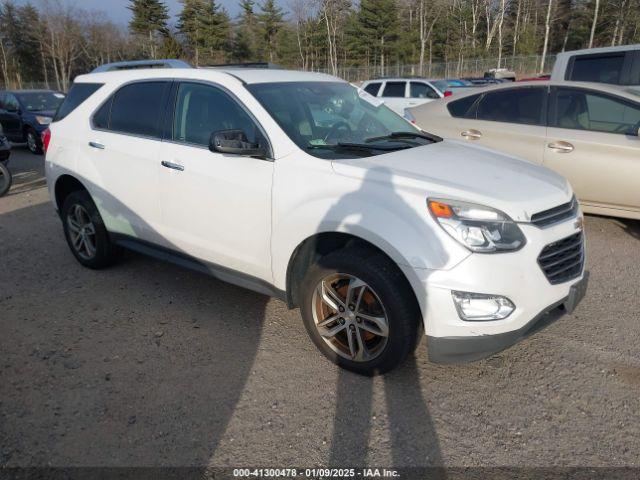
left=16, top=91, right=65, bottom=112
left=247, top=81, right=429, bottom=158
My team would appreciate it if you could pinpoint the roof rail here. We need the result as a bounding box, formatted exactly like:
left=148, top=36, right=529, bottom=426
left=91, top=59, right=192, bottom=73
left=204, top=62, right=282, bottom=69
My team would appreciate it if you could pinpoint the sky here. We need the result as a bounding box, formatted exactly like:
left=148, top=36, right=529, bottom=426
left=13, top=0, right=258, bottom=25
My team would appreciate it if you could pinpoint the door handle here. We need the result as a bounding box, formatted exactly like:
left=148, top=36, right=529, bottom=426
left=89, top=141, right=105, bottom=150
left=461, top=129, right=482, bottom=140
left=547, top=141, right=574, bottom=153
left=161, top=161, right=184, bottom=171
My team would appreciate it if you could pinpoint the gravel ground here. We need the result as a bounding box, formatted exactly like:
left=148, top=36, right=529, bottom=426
left=1, top=148, right=639, bottom=471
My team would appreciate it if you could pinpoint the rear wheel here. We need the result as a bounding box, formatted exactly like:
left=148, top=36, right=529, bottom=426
left=0, top=162, right=11, bottom=197
left=26, top=128, right=42, bottom=154
left=300, top=247, right=422, bottom=375
left=61, top=190, right=119, bottom=269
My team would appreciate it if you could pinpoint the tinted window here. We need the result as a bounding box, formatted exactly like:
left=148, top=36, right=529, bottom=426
left=54, top=83, right=102, bottom=122
left=569, top=54, right=625, bottom=84
left=553, top=88, right=640, bottom=134
left=109, top=82, right=169, bottom=138
left=477, top=88, right=546, bottom=125
left=382, top=82, right=406, bottom=98
left=4, top=94, right=19, bottom=111
left=447, top=94, right=481, bottom=118
left=173, top=82, right=262, bottom=147
left=364, top=82, right=381, bottom=96
left=92, top=97, right=112, bottom=130
left=410, top=82, right=439, bottom=99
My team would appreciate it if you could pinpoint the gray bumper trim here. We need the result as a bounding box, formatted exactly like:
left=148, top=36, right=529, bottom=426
left=427, top=272, right=588, bottom=364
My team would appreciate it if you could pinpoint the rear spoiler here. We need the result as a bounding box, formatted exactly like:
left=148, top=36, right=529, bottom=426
left=91, top=59, right=192, bottom=73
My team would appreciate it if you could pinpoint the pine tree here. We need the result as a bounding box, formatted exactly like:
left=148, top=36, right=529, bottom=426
left=355, top=0, right=398, bottom=76
left=127, top=0, right=170, bottom=59
left=258, top=0, right=284, bottom=62
left=233, top=0, right=258, bottom=61
left=177, top=0, right=208, bottom=65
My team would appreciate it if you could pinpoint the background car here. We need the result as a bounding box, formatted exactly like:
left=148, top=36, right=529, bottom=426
left=0, top=122, right=10, bottom=162
left=360, top=78, right=445, bottom=115
left=408, top=81, right=640, bottom=220
left=0, top=89, right=66, bottom=154
left=551, top=44, right=640, bottom=85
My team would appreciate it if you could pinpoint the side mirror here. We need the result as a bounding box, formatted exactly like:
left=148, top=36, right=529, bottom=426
left=209, top=129, right=267, bottom=157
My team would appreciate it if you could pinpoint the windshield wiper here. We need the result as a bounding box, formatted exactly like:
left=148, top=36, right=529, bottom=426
left=307, top=142, right=412, bottom=153
left=365, top=131, right=442, bottom=144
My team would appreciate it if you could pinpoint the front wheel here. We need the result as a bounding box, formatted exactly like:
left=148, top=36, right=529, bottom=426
left=0, top=162, right=11, bottom=197
left=300, top=248, right=422, bottom=375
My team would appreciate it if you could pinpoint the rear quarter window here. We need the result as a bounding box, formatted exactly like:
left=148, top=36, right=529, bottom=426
left=447, top=94, right=481, bottom=118
left=53, top=83, right=103, bottom=122
left=363, top=82, right=381, bottom=96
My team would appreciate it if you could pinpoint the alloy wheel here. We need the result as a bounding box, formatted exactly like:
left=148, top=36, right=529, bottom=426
left=312, top=273, right=389, bottom=362
left=27, top=131, right=38, bottom=153
left=66, top=204, right=97, bottom=260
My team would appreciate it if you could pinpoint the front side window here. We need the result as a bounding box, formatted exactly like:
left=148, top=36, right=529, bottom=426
left=247, top=81, right=434, bottom=159
left=363, top=82, right=381, bottom=96
left=553, top=88, right=640, bottom=134
left=569, top=54, right=625, bottom=84
left=172, top=82, right=264, bottom=149
left=107, top=81, right=170, bottom=138
left=4, top=94, right=20, bottom=111
left=382, top=82, right=406, bottom=98
left=15, top=91, right=64, bottom=112
left=410, top=82, right=439, bottom=99
left=477, top=87, right=546, bottom=125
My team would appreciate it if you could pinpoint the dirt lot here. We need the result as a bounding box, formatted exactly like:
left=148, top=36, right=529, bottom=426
left=1, top=148, right=639, bottom=472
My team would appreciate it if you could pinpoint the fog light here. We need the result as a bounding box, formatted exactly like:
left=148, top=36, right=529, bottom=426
left=451, top=291, right=515, bottom=321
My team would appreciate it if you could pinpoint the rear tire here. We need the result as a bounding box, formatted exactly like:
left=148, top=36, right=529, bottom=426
left=300, top=247, right=422, bottom=375
left=61, top=190, right=119, bottom=269
left=26, top=128, right=42, bottom=154
left=0, top=162, right=11, bottom=197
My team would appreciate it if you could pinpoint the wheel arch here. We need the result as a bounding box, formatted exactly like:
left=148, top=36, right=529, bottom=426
left=54, top=174, right=89, bottom=212
left=285, top=231, right=422, bottom=319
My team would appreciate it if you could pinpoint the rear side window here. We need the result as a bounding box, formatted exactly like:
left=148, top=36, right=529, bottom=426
left=363, top=82, right=381, bottom=96
left=54, top=83, right=102, bottom=122
left=106, top=82, right=170, bottom=138
left=477, top=88, right=546, bottom=125
left=447, top=94, right=481, bottom=118
left=382, top=82, right=406, bottom=98
left=568, top=54, right=625, bottom=84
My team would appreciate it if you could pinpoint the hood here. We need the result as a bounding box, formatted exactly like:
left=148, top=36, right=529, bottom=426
left=28, top=109, right=57, bottom=118
left=331, top=139, right=573, bottom=222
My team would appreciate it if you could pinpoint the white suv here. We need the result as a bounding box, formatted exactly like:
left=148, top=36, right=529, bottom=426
left=45, top=62, right=588, bottom=374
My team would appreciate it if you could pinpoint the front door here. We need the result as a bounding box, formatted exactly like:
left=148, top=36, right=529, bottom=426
left=544, top=86, right=640, bottom=214
left=158, top=81, right=274, bottom=282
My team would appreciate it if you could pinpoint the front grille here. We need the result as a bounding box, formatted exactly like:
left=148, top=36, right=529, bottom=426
left=531, top=197, right=579, bottom=228
left=538, top=232, right=584, bottom=284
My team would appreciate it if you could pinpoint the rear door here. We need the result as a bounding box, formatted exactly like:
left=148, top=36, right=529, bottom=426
left=86, top=80, right=171, bottom=245
left=379, top=81, right=409, bottom=115
left=0, top=93, right=23, bottom=140
left=544, top=86, right=640, bottom=213
left=457, top=86, right=548, bottom=164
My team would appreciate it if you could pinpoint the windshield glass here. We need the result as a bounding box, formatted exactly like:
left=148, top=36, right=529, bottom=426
left=247, top=81, right=425, bottom=158
left=16, top=91, right=65, bottom=112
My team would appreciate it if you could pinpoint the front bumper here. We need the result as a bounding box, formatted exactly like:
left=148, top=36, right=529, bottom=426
left=427, top=272, right=588, bottom=363
left=401, top=215, right=587, bottom=363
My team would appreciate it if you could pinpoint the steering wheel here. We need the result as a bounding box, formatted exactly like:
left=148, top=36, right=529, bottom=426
left=324, top=121, right=352, bottom=143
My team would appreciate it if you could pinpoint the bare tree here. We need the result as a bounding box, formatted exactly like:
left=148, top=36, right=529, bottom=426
left=589, top=0, right=600, bottom=48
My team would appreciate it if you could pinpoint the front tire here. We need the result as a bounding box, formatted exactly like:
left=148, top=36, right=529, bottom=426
left=61, top=190, right=119, bottom=269
left=300, top=247, right=422, bottom=375
left=26, top=128, right=43, bottom=154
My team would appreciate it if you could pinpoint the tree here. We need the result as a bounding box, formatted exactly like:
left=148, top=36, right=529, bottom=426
left=127, top=0, right=169, bottom=59
left=258, top=0, right=285, bottom=62
left=233, top=0, right=259, bottom=61
left=356, top=0, right=398, bottom=76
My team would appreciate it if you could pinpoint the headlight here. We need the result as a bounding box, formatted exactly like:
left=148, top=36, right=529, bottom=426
left=35, top=116, right=52, bottom=125
left=428, top=198, right=526, bottom=253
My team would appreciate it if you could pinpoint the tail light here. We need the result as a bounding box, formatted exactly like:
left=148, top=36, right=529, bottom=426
left=42, top=128, right=51, bottom=154
left=444, top=90, right=453, bottom=97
